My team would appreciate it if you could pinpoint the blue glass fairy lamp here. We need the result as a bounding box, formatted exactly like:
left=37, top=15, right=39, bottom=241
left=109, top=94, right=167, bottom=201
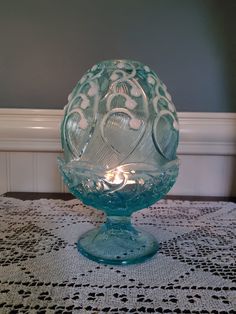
left=58, top=60, right=179, bottom=265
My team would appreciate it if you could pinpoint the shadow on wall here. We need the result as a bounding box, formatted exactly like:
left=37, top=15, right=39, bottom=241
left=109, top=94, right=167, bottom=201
left=212, top=1, right=236, bottom=196
left=210, top=0, right=236, bottom=113
left=215, top=0, right=236, bottom=195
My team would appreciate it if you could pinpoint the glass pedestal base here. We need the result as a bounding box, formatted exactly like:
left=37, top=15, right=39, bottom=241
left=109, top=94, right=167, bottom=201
left=77, top=217, right=159, bottom=265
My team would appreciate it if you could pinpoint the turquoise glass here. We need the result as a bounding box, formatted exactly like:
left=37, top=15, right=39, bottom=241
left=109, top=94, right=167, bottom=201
left=58, top=60, right=179, bottom=265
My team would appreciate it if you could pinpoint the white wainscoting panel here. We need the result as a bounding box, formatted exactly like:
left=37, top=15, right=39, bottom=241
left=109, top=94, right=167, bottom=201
left=36, top=152, right=63, bottom=193
left=0, top=152, right=63, bottom=194
left=8, top=152, right=35, bottom=192
left=171, top=155, right=236, bottom=196
left=0, top=152, right=235, bottom=196
left=0, top=109, right=236, bottom=196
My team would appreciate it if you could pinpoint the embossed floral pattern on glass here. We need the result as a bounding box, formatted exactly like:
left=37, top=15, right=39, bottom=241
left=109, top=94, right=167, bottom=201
left=58, top=59, right=179, bottom=264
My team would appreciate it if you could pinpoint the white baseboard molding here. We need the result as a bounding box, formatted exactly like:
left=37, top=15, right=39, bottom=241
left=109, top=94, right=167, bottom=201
left=0, top=109, right=235, bottom=196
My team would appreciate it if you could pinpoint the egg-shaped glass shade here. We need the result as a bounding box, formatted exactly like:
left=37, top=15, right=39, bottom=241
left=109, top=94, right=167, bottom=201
left=58, top=59, right=179, bottom=264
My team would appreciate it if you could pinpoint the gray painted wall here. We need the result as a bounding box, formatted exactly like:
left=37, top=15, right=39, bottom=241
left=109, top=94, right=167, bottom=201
left=0, top=0, right=235, bottom=112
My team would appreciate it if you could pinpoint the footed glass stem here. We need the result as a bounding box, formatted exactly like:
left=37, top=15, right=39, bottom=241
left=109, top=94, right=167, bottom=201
left=77, top=216, right=159, bottom=265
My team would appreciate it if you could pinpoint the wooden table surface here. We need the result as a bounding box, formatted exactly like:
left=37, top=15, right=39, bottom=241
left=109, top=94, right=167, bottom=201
left=2, top=191, right=236, bottom=202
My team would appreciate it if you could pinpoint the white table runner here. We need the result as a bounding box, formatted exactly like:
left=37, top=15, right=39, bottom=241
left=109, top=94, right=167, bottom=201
left=0, top=197, right=235, bottom=313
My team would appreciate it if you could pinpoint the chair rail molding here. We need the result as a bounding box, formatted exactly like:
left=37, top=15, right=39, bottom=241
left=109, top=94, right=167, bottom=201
left=0, top=109, right=235, bottom=155
left=0, top=109, right=236, bottom=196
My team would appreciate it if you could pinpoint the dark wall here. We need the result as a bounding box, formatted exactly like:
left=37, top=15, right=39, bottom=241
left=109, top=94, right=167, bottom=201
left=0, top=0, right=235, bottom=111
